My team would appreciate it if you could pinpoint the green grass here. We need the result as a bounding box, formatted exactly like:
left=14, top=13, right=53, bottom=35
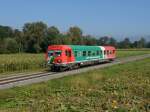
left=0, top=58, right=149, bottom=111
left=117, top=50, right=150, bottom=58
left=0, top=50, right=149, bottom=75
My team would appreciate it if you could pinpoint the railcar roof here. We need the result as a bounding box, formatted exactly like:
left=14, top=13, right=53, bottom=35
left=69, top=45, right=101, bottom=50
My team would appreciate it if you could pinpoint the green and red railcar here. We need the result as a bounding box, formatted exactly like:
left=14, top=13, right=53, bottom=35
left=46, top=45, right=116, bottom=71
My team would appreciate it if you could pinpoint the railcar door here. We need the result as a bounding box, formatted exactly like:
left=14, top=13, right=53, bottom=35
left=65, top=49, right=72, bottom=63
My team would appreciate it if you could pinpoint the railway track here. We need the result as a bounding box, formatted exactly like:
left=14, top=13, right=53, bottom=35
left=0, top=72, right=56, bottom=85
left=0, top=54, right=150, bottom=90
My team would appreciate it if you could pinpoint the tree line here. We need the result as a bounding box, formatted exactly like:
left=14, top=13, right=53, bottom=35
left=0, top=21, right=150, bottom=54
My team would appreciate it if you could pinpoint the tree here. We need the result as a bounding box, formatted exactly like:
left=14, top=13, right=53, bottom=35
left=46, top=26, right=60, bottom=44
left=14, top=29, right=24, bottom=52
left=108, top=37, right=117, bottom=47
left=68, top=26, right=83, bottom=44
left=118, top=38, right=131, bottom=48
left=0, top=25, right=13, bottom=39
left=69, top=26, right=82, bottom=38
left=98, top=36, right=110, bottom=45
left=83, top=35, right=97, bottom=45
left=4, top=38, right=18, bottom=53
left=0, top=39, right=5, bottom=54
left=146, top=41, right=150, bottom=48
left=40, top=26, right=61, bottom=52
left=137, top=37, right=146, bottom=48
left=23, top=22, right=47, bottom=53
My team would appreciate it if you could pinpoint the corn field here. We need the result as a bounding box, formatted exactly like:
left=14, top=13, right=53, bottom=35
left=0, top=53, right=46, bottom=73
left=0, top=50, right=149, bottom=74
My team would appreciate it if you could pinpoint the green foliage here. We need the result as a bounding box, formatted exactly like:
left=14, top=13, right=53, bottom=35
left=0, top=23, right=150, bottom=54
left=0, top=25, right=13, bottom=39
left=118, top=38, right=131, bottom=48
left=0, top=58, right=149, bottom=111
left=0, top=53, right=45, bottom=74
left=23, top=21, right=47, bottom=53
left=68, top=26, right=83, bottom=45
left=0, top=38, right=19, bottom=54
left=4, top=38, right=19, bottom=53
left=116, top=50, right=150, bottom=58
left=83, top=35, right=97, bottom=45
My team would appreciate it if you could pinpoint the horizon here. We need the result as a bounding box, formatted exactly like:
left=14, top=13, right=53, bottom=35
left=0, top=0, right=150, bottom=41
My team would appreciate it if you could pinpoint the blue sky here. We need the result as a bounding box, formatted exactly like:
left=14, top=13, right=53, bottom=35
left=0, top=0, right=150, bottom=40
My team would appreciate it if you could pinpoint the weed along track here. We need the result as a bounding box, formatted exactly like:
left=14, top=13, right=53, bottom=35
left=0, top=54, right=150, bottom=90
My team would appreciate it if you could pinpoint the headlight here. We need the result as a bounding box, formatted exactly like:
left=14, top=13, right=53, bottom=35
left=57, top=59, right=62, bottom=63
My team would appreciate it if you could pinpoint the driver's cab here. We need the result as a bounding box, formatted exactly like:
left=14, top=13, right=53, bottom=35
left=46, top=45, right=75, bottom=65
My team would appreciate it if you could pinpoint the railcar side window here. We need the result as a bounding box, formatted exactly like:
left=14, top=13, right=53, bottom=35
left=68, top=51, right=71, bottom=57
left=78, top=52, right=82, bottom=57
left=110, top=51, right=112, bottom=54
left=113, top=50, right=115, bottom=54
left=107, top=50, right=109, bottom=55
left=104, top=50, right=106, bottom=55
left=65, top=50, right=68, bottom=56
left=88, top=51, right=91, bottom=56
left=83, top=51, right=86, bottom=56
left=74, top=51, right=77, bottom=57
left=96, top=51, right=99, bottom=55
left=100, top=51, right=102, bottom=55
left=66, top=50, right=71, bottom=57
left=92, top=51, right=96, bottom=56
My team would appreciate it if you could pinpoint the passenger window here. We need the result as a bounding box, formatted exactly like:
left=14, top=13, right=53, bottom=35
left=68, top=51, right=71, bottom=57
left=92, top=51, right=95, bottom=56
left=110, top=51, right=112, bottom=54
left=65, top=50, right=71, bottom=57
left=104, top=50, right=106, bottom=55
left=107, top=50, right=109, bottom=55
left=65, top=50, right=68, bottom=56
left=97, top=51, right=99, bottom=55
left=113, top=50, right=115, bottom=54
left=100, top=51, right=102, bottom=55
left=74, top=51, right=77, bottom=57
left=88, top=51, right=91, bottom=56
left=78, top=52, right=82, bottom=57
left=83, top=51, right=86, bottom=56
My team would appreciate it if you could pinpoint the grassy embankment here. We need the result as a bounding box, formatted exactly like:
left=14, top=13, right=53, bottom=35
left=0, top=57, right=150, bottom=111
left=0, top=50, right=149, bottom=75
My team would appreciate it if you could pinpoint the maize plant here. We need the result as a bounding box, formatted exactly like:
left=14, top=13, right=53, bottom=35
left=0, top=53, right=46, bottom=73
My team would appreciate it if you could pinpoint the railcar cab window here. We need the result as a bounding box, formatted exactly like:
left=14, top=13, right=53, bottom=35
left=48, top=50, right=54, bottom=57
left=55, top=50, right=61, bottom=56
left=48, top=50, right=61, bottom=57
